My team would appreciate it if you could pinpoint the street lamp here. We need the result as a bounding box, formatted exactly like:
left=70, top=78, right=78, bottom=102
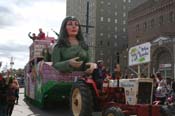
left=10, top=57, right=14, bottom=73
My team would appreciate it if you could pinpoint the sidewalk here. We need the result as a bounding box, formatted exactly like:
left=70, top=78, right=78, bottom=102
left=12, top=88, right=35, bottom=116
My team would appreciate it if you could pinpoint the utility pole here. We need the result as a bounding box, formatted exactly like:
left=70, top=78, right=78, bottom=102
left=80, top=1, right=95, bottom=61
left=80, top=1, right=94, bottom=34
left=10, top=57, right=14, bottom=71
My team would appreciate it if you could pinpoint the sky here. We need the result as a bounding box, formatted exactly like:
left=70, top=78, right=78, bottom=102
left=0, top=0, right=66, bottom=71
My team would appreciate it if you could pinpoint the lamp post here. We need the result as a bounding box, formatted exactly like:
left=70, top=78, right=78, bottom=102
left=10, top=57, right=14, bottom=74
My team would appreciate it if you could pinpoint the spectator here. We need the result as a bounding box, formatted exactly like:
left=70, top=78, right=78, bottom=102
left=0, top=74, right=8, bottom=116
left=112, top=64, right=121, bottom=79
left=28, top=32, right=37, bottom=41
left=13, top=76, right=19, bottom=105
left=166, top=78, right=172, bottom=93
left=6, top=75, right=19, bottom=116
left=155, top=72, right=168, bottom=105
left=168, top=81, right=175, bottom=104
left=104, top=68, right=112, bottom=81
left=37, top=28, right=45, bottom=40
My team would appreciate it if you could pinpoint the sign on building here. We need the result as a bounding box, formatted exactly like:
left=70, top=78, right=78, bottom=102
left=29, top=40, right=51, bottom=60
left=129, top=42, right=151, bottom=66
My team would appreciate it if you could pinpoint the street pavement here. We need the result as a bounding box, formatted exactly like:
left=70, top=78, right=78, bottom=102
left=12, top=88, right=137, bottom=116
left=12, top=88, right=72, bottom=116
left=12, top=88, right=34, bottom=116
left=12, top=88, right=102, bottom=116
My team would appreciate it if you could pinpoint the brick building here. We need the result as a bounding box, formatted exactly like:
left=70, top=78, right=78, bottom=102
left=128, top=0, right=175, bottom=79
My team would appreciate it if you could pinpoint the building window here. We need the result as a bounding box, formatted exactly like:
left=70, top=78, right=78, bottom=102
left=114, top=35, right=118, bottom=39
left=123, top=28, right=126, bottom=32
left=101, top=1, right=104, bottom=4
left=123, top=12, right=126, bottom=17
left=100, top=33, right=104, bottom=36
left=107, top=34, right=111, bottom=38
left=107, top=2, right=111, bottom=6
left=136, top=24, right=139, bottom=32
left=100, top=9, right=104, bottom=12
left=159, top=15, right=163, bottom=25
left=100, top=41, right=103, bottom=46
left=100, top=17, right=104, bottom=22
left=100, top=51, right=104, bottom=56
left=123, top=35, right=127, bottom=39
left=107, top=18, right=111, bottom=22
left=169, top=11, right=174, bottom=23
left=115, top=27, right=117, bottom=31
left=123, top=5, right=126, bottom=10
left=151, top=19, right=154, bottom=28
left=115, top=5, right=117, bottom=9
left=115, top=19, right=118, bottom=23
left=108, top=27, right=111, bottom=31
left=115, top=12, right=118, bottom=16
left=143, top=22, right=147, bottom=30
left=114, top=42, right=117, bottom=47
left=107, top=41, right=110, bottom=46
left=123, top=20, right=126, bottom=24
left=123, top=0, right=126, bottom=3
left=128, top=0, right=131, bottom=3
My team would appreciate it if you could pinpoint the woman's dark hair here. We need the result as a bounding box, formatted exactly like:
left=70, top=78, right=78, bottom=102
left=56, top=16, right=88, bottom=50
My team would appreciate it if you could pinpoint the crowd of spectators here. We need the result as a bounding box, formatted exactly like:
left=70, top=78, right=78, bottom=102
left=0, top=72, right=19, bottom=116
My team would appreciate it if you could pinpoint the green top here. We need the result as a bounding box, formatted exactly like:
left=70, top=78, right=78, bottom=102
left=52, top=45, right=91, bottom=72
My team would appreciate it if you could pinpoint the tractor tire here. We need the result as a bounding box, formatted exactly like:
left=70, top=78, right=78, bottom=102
left=70, top=81, right=93, bottom=116
left=102, top=107, right=124, bottom=116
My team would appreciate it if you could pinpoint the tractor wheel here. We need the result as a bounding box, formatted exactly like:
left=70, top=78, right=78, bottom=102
left=70, top=81, right=93, bottom=116
left=102, top=107, right=124, bottom=116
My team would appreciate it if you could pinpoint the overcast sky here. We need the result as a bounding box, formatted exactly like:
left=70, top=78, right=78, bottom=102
left=0, top=0, right=66, bottom=71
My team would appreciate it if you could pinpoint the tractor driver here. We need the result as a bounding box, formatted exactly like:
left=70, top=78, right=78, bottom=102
left=92, top=60, right=106, bottom=89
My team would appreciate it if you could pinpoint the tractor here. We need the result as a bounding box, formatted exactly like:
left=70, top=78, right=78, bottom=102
left=70, top=73, right=163, bottom=116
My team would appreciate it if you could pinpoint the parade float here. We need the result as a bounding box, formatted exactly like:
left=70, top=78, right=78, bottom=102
left=24, top=38, right=84, bottom=108
left=24, top=37, right=174, bottom=115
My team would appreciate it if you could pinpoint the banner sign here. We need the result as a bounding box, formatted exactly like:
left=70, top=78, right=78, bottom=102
left=129, top=42, right=151, bottom=66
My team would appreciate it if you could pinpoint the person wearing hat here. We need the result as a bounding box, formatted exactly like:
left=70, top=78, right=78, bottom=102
left=92, top=60, right=106, bottom=89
